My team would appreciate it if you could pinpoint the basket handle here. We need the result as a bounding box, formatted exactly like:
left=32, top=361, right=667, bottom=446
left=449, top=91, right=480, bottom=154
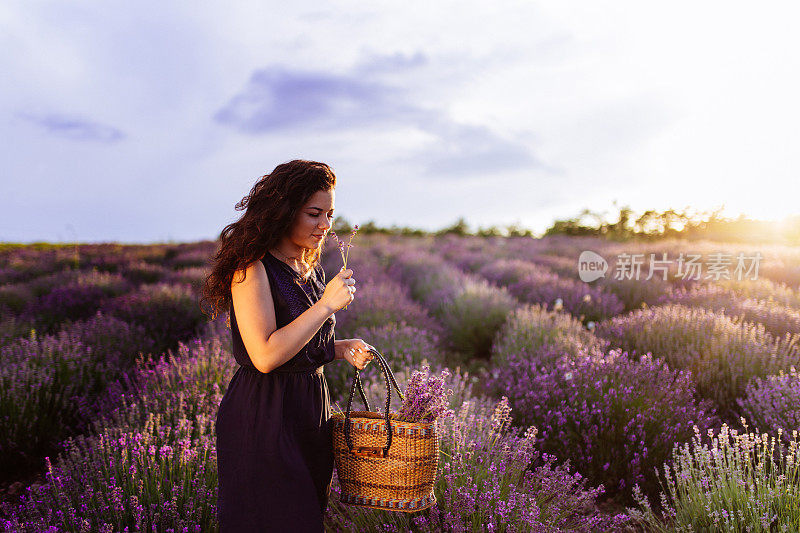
left=344, top=348, right=406, bottom=458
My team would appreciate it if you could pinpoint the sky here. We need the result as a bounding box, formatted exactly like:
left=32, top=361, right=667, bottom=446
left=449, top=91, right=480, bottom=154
left=2, top=0, right=799, bottom=243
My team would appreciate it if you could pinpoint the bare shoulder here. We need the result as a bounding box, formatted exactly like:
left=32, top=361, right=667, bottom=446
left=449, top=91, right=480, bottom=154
left=232, top=258, right=267, bottom=286
left=231, top=258, right=274, bottom=313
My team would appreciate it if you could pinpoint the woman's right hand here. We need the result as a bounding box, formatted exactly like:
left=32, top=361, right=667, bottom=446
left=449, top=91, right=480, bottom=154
left=320, top=267, right=355, bottom=313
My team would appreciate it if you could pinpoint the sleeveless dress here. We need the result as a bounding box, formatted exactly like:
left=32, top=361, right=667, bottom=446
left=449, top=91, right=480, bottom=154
left=215, top=251, right=337, bottom=532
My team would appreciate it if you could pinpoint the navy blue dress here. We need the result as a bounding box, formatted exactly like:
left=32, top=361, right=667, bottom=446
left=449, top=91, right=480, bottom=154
left=215, top=251, right=336, bottom=532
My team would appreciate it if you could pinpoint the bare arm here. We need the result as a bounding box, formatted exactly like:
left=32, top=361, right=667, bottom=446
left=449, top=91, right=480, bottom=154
left=231, top=260, right=336, bottom=374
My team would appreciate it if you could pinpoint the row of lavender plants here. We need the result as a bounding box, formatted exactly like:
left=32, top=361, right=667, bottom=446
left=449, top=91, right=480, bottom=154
left=436, top=237, right=625, bottom=324
left=333, top=238, right=789, bottom=530
left=1, top=330, right=229, bottom=531
left=5, top=332, right=628, bottom=532
left=480, top=302, right=719, bottom=509
left=418, top=238, right=711, bottom=511
left=2, top=288, right=636, bottom=532
left=494, top=235, right=800, bottom=295
left=370, top=241, right=520, bottom=372
left=501, top=343, right=798, bottom=527
left=4, top=237, right=800, bottom=530
left=443, top=236, right=800, bottom=433
left=0, top=245, right=212, bottom=484
left=443, top=235, right=695, bottom=312
left=463, top=236, right=800, bottom=438
left=660, top=282, right=800, bottom=339
left=595, top=303, right=800, bottom=425
left=464, top=236, right=800, bottom=528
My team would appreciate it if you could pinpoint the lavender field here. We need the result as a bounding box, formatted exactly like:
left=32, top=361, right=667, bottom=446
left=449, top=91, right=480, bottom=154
left=1, top=235, right=799, bottom=532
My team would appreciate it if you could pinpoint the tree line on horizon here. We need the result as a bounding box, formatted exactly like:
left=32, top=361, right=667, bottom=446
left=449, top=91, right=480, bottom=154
left=331, top=205, right=800, bottom=245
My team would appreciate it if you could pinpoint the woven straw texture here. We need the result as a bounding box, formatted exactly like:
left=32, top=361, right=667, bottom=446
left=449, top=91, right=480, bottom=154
left=331, top=410, right=439, bottom=512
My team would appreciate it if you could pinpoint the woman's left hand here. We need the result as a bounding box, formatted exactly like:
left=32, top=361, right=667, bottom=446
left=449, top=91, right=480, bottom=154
left=340, top=339, right=376, bottom=370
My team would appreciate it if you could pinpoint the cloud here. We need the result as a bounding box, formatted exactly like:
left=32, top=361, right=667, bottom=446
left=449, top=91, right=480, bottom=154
left=212, top=65, right=413, bottom=132
left=213, top=56, right=545, bottom=177
left=353, top=50, right=429, bottom=75
left=414, top=120, right=548, bottom=177
left=15, top=111, right=125, bottom=142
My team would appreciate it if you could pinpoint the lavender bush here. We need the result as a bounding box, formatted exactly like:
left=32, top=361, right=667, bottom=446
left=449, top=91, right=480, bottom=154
left=0, top=282, right=35, bottom=314
left=319, top=243, right=390, bottom=295
left=84, top=254, right=134, bottom=274
left=505, top=269, right=625, bottom=324
left=385, top=250, right=466, bottom=310
left=333, top=278, right=438, bottom=339
left=760, top=258, right=800, bottom=288
left=713, top=278, right=800, bottom=311
left=0, top=313, right=34, bottom=349
left=93, top=335, right=234, bottom=433
left=447, top=248, right=494, bottom=274
left=490, top=303, right=609, bottom=371
left=99, top=282, right=206, bottom=356
left=0, top=247, right=62, bottom=283
left=385, top=249, right=519, bottom=363
left=627, top=421, right=800, bottom=531
left=478, top=258, right=545, bottom=287
left=21, top=284, right=110, bottom=334
left=61, top=310, right=157, bottom=374
left=120, top=259, right=168, bottom=285
left=25, top=269, right=129, bottom=300
left=0, top=266, right=29, bottom=285
left=662, top=284, right=800, bottom=338
left=0, top=330, right=117, bottom=476
left=1, top=418, right=218, bottom=532
left=737, top=367, right=800, bottom=443
left=438, top=279, right=518, bottom=362
left=16, top=269, right=132, bottom=334
left=596, top=303, right=800, bottom=422
left=487, top=347, right=720, bottom=505
left=167, top=245, right=215, bottom=269
left=437, top=236, right=495, bottom=274
left=162, top=266, right=212, bottom=294
left=527, top=254, right=580, bottom=280
left=594, top=275, right=674, bottom=313
left=1, top=335, right=232, bottom=531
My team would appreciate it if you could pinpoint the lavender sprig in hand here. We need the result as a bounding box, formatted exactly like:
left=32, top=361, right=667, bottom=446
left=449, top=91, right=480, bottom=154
left=327, top=224, right=359, bottom=310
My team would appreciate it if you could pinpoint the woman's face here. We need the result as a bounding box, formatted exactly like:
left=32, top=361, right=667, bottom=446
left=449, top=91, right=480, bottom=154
left=288, top=188, right=335, bottom=251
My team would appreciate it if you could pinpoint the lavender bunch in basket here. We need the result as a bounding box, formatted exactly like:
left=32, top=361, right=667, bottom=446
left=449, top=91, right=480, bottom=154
left=395, top=365, right=455, bottom=424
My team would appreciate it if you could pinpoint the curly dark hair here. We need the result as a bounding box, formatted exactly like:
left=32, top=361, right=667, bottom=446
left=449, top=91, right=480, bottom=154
left=200, top=159, right=337, bottom=324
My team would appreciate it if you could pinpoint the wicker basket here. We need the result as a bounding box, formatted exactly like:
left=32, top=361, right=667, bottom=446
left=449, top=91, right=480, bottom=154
left=330, top=349, right=439, bottom=512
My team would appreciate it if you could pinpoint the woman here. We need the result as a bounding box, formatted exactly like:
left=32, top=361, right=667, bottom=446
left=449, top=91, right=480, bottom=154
left=201, top=159, right=375, bottom=532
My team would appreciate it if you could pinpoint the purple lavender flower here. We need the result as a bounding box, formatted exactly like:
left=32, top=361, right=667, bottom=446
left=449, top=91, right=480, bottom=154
left=738, top=366, right=800, bottom=442
left=327, top=225, right=360, bottom=309
left=396, top=365, right=455, bottom=424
